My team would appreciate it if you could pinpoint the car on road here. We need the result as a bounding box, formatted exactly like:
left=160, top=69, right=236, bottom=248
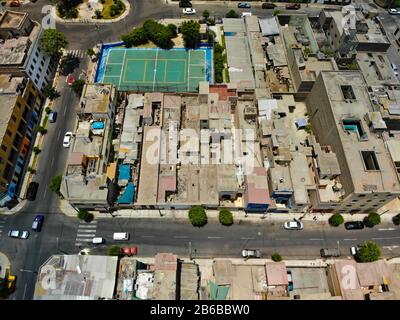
left=350, top=246, right=360, bottom=256
left=389, top=8, right=400, bottom=15
left=66, top=74, right=75, bottom=86
left=8, top=230, right=29, bottom=239
left=63, top=132, right=73, bottom=148
left=242, top=249, right=261, bottom=259
left=344, top=221, right=364, bottom=230
left=32, top=215, right=44, bottom=232
left=286, top=3, right=301, bottom=9
left=238, top=2, right=251, bottom=9
left=262, top=3, right=276, bottom=9
left=284, top=220, right=304, bottom=230
left=182, top=8, right=196, bottom=15
left=26, top=181, right=39, bottom=201
left=287, top=270, right=294, bottom=291
left=179, top=0, right=192, bottom=8
left=48, top=111, right=57, bottom=123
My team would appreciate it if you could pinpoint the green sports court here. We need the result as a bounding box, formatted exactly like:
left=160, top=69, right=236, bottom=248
left=97, top=47, right=212, bottom=92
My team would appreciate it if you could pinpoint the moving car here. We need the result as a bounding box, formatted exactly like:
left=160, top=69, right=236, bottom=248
left=8, top=230, right=29, bottom=239
left=389, top=8, right=400, bottom=15
left=183, top=8, right=196, bottom=15
left=286, top=3, right=301, bottom=9
left=32, top=215, right=44, bottom=231
left=287, top=270, right=294, bottom=291
left=48, top=111, right=57, bottom=123
left=238, top=2, right=251, bottom=8
left=320, top=248, right=341, bottom=258
left=262, top=3, right=276, bottom=9
left=344, top=221, right=364, bottom=230
left=242, top=249, right=261, bottom=258
left=284, top=220, right=304, bottom=230
left=26, top=181, right=39, bottom=201
left=63, top=132, right=73, bottom=148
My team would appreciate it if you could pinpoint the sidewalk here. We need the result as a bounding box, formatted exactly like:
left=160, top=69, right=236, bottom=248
left=0, top=252, right=11, bottom=279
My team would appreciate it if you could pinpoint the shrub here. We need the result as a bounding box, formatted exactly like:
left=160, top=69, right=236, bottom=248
left=364, top=212, right=381, bottom=228
left=356, top=241, right=381, bottom=262
left=77, top=209, right=94, bottom=222
left=188, top=205, right=207, bottom=227
left=219, top=209, right=234, bottom=226
left=108, top=245, right=122, bottom=256
left=271, top=253, right=282, bottom=262
left=393, top=213, right=400, bottom=226
left=329, top=212, right=344, bottom=227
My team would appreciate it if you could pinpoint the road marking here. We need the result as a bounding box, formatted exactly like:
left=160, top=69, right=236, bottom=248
left=240, top=237, right=255, bottom=240
left=378, top=228, right=396, bottom=231
left=208, top=236, right=223, bottom=239
left=174, top=236, right=188, bottom=239
left=343, top=238, right=357, bottom=241
left=372, top=236, right=400, bottom=240
left=140, top=235, right=155, bottom=238
left=309, top=238, right=324, bottom=241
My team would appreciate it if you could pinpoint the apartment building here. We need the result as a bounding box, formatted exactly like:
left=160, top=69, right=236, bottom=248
left=0, top=74, right=43, bottom=206
left=306, top=71, right=400, bottom=213
left=0, top=10, right=55, bottom=91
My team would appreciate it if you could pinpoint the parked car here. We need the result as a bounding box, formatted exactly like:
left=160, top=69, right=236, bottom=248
left=262, top=3, right=276, bottom=9
left=389, top=8, right=400, bottom=15
left=63, top=132, right=73, bottom=148
left=48, top=111, right=57, bottom=123
left=284, top=220, right=304, bottom=230
left=32, top=215, right=44, bottom=232
left=8, top=230, right=29, bottom=239
left=344, top=221, right=364, bottom=230
left=286, top=3, right=301, bottom=10
left=26, top=181, right=39, bottom=201
left=287, top=270, right=294, bottom=291
left=179, top=0, right=192, bottom=8
left=350, top=246, right=360, bottom=256
left=238, top=2, right=251, bottom=9
left=242, top=249, right=261, bottom=258
left=320, top=248, right=341, bottom=258
left=183, top=8, right=196, bottom=15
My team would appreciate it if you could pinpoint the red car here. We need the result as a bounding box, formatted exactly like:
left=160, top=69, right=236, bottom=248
left=66, top=74, right=75, bottom=86
left=286, top=3, right=301, bottom=10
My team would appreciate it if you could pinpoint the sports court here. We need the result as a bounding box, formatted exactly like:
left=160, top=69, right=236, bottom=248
left=97, top=47, right=211, bottom=92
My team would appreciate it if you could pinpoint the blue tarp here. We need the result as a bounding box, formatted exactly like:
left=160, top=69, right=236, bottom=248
left=117, top=183, right=135, bottom=204
left=118, top=164, right=131, bottom=181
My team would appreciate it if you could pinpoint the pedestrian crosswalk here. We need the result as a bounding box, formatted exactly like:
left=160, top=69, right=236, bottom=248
left=64, top=49, right=86, bottom=59
left=0, top=217, right=6, bottom=236
left=75, top=220, right=97, bottom=247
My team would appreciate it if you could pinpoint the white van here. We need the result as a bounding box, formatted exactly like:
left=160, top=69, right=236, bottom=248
left=92, top=237, right=104, bottom=244
left=113, top=232, right=129, bottom=241
left=241, top=12, right=252, bottom=18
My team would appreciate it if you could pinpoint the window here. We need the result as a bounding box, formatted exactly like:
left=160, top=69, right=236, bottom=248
left=341, top=85, right=356, bottom=100
left=361, top=151, right=380, bottom=171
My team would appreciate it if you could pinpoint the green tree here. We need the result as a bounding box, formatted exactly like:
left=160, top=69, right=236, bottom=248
left=108, top=245, right=122, bottom=256
left=71, top=79, right=85, bottom=95
left=40, top=29, right=68, bottom=57
left=202, top=10, right=210, bottom=19
left=356, top=241, right=381, bottom=262
left=188, top=205, right=207, bottom=227
left=43, top=85, right=59, bottom=100
left=329, top=212, right=344, bottom=227
left=364, top=212, right=381, bottom=228
left=219, top=209, right=234, bottom=226
left=271, top=253, right=282, bottom=262
left=77, top=209, right=94, bottom=222
left=49, top=175, right=62, bottom=194
left=393, top=213, right=400, bottom=226
left=226, top=10, right=239, bottom=18
left=181, top=20, right=200, bottom=49
left=121, top=27, right=148, bottom=47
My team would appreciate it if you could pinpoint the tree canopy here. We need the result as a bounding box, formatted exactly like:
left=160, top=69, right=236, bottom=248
left=40, top=29, right=68, bottom=57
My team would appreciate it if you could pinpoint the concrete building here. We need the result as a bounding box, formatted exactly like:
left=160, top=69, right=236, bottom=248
left=0, top=74, right=43, bottom=206
left=0, top=10, right=55, bottom=91
left=60, top=83, right=118, bottom=211
left=34, top=255, right=119, bottom=300
left=306, top=71, right=400, bottom=213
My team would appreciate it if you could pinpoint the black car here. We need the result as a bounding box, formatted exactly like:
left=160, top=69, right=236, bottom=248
left=344, top=221, right=364, bottom=230
left=179, top=0, right=192, bottom=8
left=26, top=182, right=39, bottom=201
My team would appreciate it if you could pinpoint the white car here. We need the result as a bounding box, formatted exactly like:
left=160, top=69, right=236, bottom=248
left=389, top=8, right=400, bottom=15
left=8, top=230, right=29, bottom=239
left=63, top=132, right=73, bottom=148
left=284, top=220, right=304, bottom=230
left=183, top=8, right=196, bottom=15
